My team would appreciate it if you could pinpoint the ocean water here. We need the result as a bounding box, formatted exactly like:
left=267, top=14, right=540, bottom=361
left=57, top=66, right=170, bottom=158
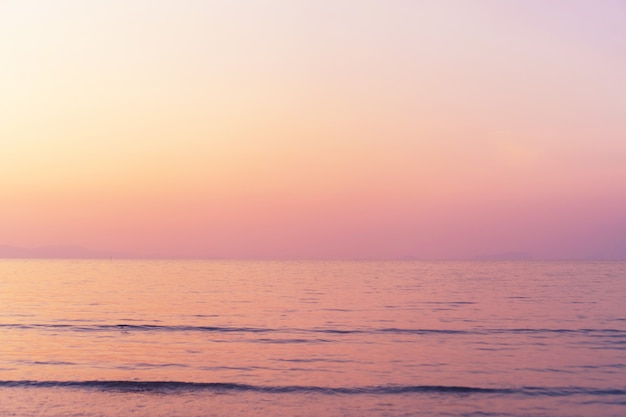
left=1, top=260, right=625, bottom=417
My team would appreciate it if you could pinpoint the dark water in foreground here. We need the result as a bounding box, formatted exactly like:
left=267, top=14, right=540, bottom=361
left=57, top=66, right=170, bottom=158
left=1, top=260, right=625, bottom=416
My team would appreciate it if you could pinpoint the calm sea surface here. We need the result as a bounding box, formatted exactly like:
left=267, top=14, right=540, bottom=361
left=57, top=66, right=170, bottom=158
left=1, top=260, right=625, bottom=416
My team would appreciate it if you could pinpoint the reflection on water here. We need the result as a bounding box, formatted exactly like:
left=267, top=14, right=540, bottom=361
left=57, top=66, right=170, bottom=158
left=1, top=260, right=625, bottom=416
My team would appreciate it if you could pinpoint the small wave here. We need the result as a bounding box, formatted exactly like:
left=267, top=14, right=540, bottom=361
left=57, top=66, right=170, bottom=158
left=0, top=324, right=273, bottom=333
left=254, top=338, right=332, bottom=344
left=275, top=358, right=351, bottom=363
left=2, top=324, right=626, bottom=339
left=0, top=380, right=508, bottom=394
left=379, top=328, right=470, bottom=335
left=0, top=324, right=473, bottom=335
left=416, top=301, right=476, bottom=305
left=1, top=381, right=625, bottom=397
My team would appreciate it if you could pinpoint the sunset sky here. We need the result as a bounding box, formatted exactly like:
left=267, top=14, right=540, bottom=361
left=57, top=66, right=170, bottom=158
left=1, top=0, right=625, bottom=259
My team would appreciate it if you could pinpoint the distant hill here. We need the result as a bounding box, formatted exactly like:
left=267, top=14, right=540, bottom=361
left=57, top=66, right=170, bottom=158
left=472, top=252, right=534, bottom=261
left=0, top=245, right=133, bottom=259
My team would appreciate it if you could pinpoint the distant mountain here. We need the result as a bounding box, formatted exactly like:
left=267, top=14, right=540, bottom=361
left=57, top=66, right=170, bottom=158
left=472, top=252, right=534, bottom=261
left=0, top=245, right=133, bottom=259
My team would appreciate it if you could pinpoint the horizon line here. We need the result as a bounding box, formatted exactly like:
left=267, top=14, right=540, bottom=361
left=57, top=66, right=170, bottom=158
left=1, top=257, right=625, bottom=262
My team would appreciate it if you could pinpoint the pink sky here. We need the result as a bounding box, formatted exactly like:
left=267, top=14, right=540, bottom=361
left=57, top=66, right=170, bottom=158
left=1, top=0, right=625, bottom=259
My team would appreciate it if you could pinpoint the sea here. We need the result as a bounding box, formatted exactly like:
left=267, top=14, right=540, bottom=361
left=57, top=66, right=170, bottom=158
left=1, top=259, right=625, bottom=417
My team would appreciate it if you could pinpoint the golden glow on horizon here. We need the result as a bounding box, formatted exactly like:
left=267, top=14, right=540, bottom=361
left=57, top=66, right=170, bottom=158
left=1, top=0, right=625, bottom=259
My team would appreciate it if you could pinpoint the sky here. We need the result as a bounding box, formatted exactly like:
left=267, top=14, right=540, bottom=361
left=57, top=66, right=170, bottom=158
left=1, top=0, right=625, bottom=259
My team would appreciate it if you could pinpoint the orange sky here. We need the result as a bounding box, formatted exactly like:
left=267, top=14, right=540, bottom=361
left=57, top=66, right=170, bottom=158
left=1, top=0, right=625, bottom=259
